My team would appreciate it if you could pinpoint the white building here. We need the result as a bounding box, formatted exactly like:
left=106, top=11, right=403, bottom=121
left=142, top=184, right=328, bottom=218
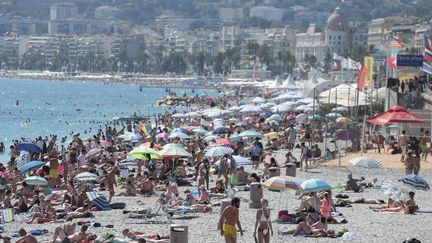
left=249, top=6, right=285, bottom=22
left=50, top=3, right=78, bottom=21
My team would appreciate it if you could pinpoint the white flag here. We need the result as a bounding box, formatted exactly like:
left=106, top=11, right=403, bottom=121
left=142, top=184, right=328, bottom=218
left=341, top=58, right=349, bottom=69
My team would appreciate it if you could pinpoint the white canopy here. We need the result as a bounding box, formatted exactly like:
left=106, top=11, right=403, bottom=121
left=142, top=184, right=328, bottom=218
left=319, top=84, right=370, bottom=107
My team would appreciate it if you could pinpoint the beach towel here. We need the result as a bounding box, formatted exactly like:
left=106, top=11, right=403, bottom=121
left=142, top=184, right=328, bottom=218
left=2, top=208, right=14, bottom=223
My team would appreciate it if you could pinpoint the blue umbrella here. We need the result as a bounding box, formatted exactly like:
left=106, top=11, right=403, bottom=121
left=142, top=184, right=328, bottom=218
left=19, top=161, right=46, bottom=174
left=172, top=128, right=188, bottom=134
left=385, top=125, right=400, bottom=129
left=238, top=130, right=263, bottom=138
left=213, top=126, right=230, bottom=134
left=300, top=179, right=332, bottom=192
left=398, top=174, right=430, bottom=191
left=168, top=132, right=190, bottom=139
left=86, top=192, right=111, bottom=211
left=16, top=142, right=41, bottom=153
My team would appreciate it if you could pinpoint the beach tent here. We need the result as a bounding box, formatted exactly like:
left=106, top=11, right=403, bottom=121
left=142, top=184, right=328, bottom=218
left=367, top=105, right=426, bottom=125
left=318, top=84, right=370, bottom=107
left=279, top=75, right=301, bottom=90
left=348, top=156, right=383, bottom=169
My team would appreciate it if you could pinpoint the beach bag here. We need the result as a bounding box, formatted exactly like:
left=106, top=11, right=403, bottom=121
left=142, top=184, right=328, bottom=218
left=278, top=210, right=288, bottom=221
left=230, top=174, right=238, bottom=186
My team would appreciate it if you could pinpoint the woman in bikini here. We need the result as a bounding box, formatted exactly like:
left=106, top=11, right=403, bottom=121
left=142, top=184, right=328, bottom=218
left=254, top=198, right=273, bottom=243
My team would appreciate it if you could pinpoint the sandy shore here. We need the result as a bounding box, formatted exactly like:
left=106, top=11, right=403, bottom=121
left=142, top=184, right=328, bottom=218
left=5, top=150, right=432, bottom=243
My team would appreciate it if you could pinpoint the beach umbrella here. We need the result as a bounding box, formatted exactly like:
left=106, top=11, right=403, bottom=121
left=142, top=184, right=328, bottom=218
left=19, top=161, right=46, bottom=174
left=271, top=103, right=293, bottom=113
left=215, top=155, right=252, bottom=166
left=260, top=102, right=276, bottom=109
left=252, top=97, right=266, bottom=103
left=300, top=179, right=332, bottom=192
left=348, top=156, right=383, bottom=169
left=99, top=140, right=112, bottom=147
left=204, top=135, right=219, bottom=142
left=205, top=146, right=234, bottom=157
left=309, top=115, right=321, bottom=121
left=86, top=192, right=111, bottom=211
left=193, top=127, right=208, bottom=134
left=267, top=114, right=282, bottom=122
left=240, top=105, right=262, bottom=114
left=186, top=111, right=201, bottom=118
left=368, top=105, right=426, bottom=125
left=16, top=142, right=41, bottom=153
left=381, top=182, right=408, bottom=201
left=172, top=128, right=188, bottom=134
left=23, top=176, right=48, bottom=186
left=156, top=132, right=169, bottom=139
left=263, top=132, right=278, bottom=140
left=262, top=176, right=302, bottom=190
left=331, top=106, right=348, bottom=113
left=239, top=130, right=263, bottom=138
left=163, top=143, right=183, bottom=149
left=122, top=133, right=144, bottom=142
left=75, top=172, right=99, bottom=182
left=159, top=147, right=191, bottom=157
left=230, top=134, right=240, bottom=141
left=295, top=114, right=307, bottom=122
left=336, top=129, right=357, bottom=141
left=398, top=174, right=430, bottom=191
left=128, top=147, right=162, bottom=159
left=86, top=148, right=103, bottom=159
left=168, top=132, right=190, bottom=139
left=213, top=126, right=230, bottom=134
left=385, top=124, right=401, bottom=129
left=215, top=138, right=236, bottom=148
left=0, top=171, right=11, bottom=179
left=172, top=112, right=186, bottom=118
left=326, top=112, right=343, bottom=118
left=296, top=98, right=316, bottom=105
left=228, top=106, right=242, bottom=111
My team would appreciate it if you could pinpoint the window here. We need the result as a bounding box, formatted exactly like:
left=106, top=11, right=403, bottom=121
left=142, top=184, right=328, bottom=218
left=338, top=36, right=341, bottom=40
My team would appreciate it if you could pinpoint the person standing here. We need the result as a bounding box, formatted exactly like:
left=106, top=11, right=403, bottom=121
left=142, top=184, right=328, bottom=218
left=420, top=130, right=429, bottom=162
left=251, top=138, right=263, bottom=170
left=399, top=131, right=409, bottom=163
left=300, top=142, right=309, bottom=172
left=107, top=166, right=118, bottom=202
left=286, top=125, right=297, bottom=151
left=219, top=197, right=243, bottom=243
left=253, top=198, right=273, bottom=243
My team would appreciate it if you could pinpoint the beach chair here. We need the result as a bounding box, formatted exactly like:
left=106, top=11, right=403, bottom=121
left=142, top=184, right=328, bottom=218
left=126, top=199, right=172, bottom=224
left=1, top=208, right=15, bottom=223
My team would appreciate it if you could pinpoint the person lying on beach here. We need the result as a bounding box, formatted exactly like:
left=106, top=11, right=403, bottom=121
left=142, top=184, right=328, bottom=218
left=52, top=224, right=95, bottom=243
left=337, top=198, right=385, bottom=205
left=26, top=197, right=56, bottom=223
left=52, top=218, right=76, bottom=242
left=345, top=174, right=364, bottom=192
left=210, top=178, right=225, bottom=193
left=16, top=228, right=37, bottom=243
left=279, top=215, right=328, bottom=237
left=371, top=192, right=418, bottom=214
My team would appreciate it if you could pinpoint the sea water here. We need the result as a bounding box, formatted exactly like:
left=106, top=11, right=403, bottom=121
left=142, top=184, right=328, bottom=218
left=0, top=78, right=216, bottom=161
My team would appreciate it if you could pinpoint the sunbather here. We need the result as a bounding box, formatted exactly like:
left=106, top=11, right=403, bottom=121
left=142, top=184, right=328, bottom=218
left=337, top=198, right=385, bottom=205
left=279, top=215, right=328, bottom=237
left=16, top=228, right=37, bottom=243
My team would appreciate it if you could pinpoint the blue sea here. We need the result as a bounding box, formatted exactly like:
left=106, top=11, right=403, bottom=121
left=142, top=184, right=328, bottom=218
left=0, top=78, right=216, bottom=161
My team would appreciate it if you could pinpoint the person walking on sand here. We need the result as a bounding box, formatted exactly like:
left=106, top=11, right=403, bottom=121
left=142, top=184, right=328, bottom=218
left=107, top=166, right=118, bottom=202
left=300, top=142, right=309, bottom=172
left=254, top=198, right=273, bottom=243
left=219, top=197, right=243, bottom=243
left=399, top=131, right=409, bottom=163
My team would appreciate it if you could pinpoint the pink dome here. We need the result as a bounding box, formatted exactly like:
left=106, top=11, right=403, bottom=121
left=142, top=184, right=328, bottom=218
left=326, top=7, right=349, bottom=31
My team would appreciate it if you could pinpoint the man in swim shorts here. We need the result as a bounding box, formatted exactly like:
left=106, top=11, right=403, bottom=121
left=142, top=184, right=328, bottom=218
left=218, top=197, right=243, bottom=243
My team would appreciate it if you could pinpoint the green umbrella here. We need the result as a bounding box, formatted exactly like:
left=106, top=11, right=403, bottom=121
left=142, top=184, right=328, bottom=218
left=128, top=147, right=161, bottom=160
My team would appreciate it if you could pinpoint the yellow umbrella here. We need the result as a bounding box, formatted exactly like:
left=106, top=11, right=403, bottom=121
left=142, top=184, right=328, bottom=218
left=264, top=132, right=278, bottom=140
left=128, top=147, right=162, bottom=159
left=336, top=117, right=351, bottom=125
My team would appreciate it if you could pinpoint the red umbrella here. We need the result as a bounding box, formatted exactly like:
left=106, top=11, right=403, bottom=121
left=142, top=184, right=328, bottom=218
left=368, top=105, right=426, bottom=125
left=215, top=138, right=237, bottom=148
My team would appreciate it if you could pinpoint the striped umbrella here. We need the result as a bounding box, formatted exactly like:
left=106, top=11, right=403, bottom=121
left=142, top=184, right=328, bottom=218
left=262, top=176, right=302, bottom=190
left=23, top=176, right=48, bottom=186
left=398, top=174, right=430, bottom=191
left=75, top=172, right=99, bottom=182
left=300, top=179, right=332, bottom=192
left=159, top=147, right=191, bottom=157
left=86, top=192, right=111, bottom=211
left=205, top=146, right=234, bottom=157
left=348, top=156, right=383, bottom=169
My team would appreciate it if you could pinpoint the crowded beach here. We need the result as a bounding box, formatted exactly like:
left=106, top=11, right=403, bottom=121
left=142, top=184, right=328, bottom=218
left=0, top=82, right=430, bottom=243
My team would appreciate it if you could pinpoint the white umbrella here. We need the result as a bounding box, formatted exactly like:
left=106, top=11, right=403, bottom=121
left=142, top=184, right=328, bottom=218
left=295, top=114, right=308, bottom=122
left=205, top=146, right=234, bottom=157
left=229, top=106, right=242, bottom=111
left=172, top=112, right=186, bottom=118
left=259, top=102, right=276, bottom=109
left=215, top=155, right=252, bottom=166
left=75, top=172, right=99, bottom=181
left=271, top=103, right=293, bottom=113
left=331, top=106, right=348, bottom=113
left=186, top=111, right=201, bottom=118
left=204, top=135, right=219, bottom=142
left=252, top=97, right=266, bottom=103
left=240, top=105, right=262, bottom=114
left=193, top=127, right=208, bottom=134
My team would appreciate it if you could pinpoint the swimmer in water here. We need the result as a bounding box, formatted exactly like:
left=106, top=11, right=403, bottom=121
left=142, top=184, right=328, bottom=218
left=16, top=100, right=19, bottom=106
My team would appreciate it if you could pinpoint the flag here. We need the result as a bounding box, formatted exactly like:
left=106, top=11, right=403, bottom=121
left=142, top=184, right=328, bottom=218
left=363, top=56, right=374, bottom=86
left=424, top=49, right=432, bottom=61
left=386, top=57, right=397, bottom=68
left=348, top=58, right=361, bottom=70
left=389, top=36, right=403, bottom=48
left=341, top=58, right=349, bottom=69
left=332, top=60, right=339, bottom=70
left=357, top=66, right=368, bottom=91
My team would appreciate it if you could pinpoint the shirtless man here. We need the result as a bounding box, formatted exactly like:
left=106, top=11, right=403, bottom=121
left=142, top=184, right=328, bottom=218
left=218, top=197, right=243, bottom=243
left=218, top=155, right=229, bottom=188
left=57, top=224, right=93, bottom=243
left=107, top=166, right=118, bottom=202
left=399, top=131, right=409, bottom=163
left=292, top=216, right=328, bottom=236
left=236, top=166, right=249, bottom=186
left=16, top=228, right=37, bottom=243
left=139, top=178, right=155, bottom=195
